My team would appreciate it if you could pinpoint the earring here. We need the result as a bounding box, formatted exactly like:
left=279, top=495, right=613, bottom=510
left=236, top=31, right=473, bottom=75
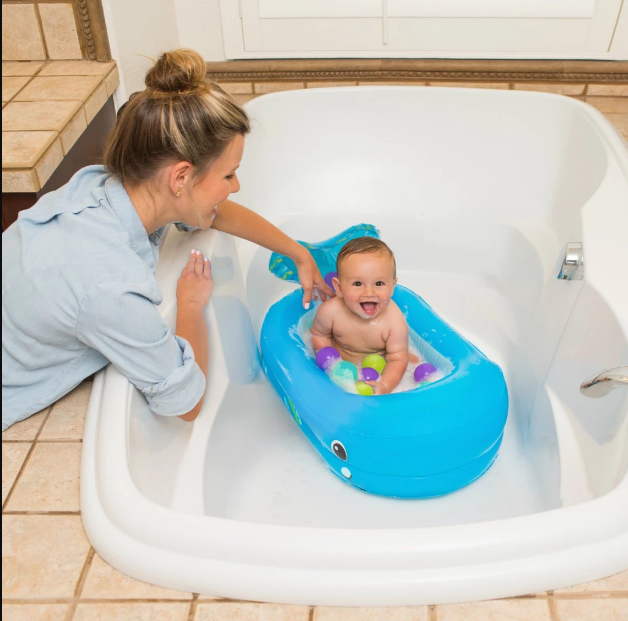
left=176, top=191, right=182, bottom=197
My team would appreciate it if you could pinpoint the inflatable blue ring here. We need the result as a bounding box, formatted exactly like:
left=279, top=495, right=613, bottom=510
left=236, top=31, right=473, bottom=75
left=260, top=285, right=509, bottom=498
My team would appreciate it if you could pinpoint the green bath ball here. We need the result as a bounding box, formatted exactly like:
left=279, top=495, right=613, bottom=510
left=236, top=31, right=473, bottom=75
left=355, top=381, right=374, bottom=396
left=362, top=354, right=386, bottom=375
left=331, top=361, right=358, bottom=383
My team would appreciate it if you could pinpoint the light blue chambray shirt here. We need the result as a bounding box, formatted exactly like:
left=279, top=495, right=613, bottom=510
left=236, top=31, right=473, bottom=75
left=2, top=166, right=206, bottom=431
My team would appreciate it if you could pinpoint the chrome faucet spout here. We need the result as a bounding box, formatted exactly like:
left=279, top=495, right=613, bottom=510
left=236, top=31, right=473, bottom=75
left=580, top=366, right=628, bottom=398
left=557, top=242, right=584, bottom=280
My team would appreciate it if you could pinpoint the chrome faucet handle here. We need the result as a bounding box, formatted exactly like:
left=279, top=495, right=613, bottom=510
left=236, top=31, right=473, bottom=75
left=580, top=366, right=628, bottom=398
left=557, top=242, right=583, bottom=280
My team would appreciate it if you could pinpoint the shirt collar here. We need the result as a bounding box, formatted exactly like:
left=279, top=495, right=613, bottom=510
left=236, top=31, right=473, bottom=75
left=105, top=176, right=161, bottom=272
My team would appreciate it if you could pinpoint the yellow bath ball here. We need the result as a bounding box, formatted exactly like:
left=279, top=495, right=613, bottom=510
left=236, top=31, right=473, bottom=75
left=362, top=354, right=386, bottom=375
left=355, top=381, right=374, bottom=396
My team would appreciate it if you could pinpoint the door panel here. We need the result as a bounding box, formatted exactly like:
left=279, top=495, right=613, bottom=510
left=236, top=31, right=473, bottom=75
left=231, top=0, right=624, bottom=58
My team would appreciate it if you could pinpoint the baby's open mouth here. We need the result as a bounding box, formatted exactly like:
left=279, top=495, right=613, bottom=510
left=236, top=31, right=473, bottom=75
left=360, top=302, right=378, bottom=316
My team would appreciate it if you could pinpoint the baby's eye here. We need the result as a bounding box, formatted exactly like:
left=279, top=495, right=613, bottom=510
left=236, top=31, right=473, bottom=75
left=353, top=281, right=362, bottom=287
left=376, top=281, right=385, bottom=286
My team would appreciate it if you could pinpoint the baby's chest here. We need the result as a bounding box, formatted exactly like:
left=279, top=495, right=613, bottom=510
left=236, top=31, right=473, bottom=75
left=334, top=323, right=387, bottom=350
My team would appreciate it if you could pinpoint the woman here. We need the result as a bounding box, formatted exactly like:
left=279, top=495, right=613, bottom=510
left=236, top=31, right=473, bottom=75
left=2, top=49, right=332, bottom=429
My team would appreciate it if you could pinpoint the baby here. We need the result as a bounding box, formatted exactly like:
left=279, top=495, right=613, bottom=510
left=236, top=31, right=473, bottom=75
left=310, top=237, right=409, bottom=395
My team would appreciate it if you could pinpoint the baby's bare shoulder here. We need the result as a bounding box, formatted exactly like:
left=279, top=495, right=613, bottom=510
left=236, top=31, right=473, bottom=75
left=385, top=301, right=409, bottom=332
left=315, top=296, right=343, bottom=319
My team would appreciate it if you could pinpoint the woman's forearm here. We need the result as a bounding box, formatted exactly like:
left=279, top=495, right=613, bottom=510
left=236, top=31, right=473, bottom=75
left=212, top=199, right=334, bottom=308
left=211, top=200, right=308, bottom=262
left=176, top=302, right=209, bottom=422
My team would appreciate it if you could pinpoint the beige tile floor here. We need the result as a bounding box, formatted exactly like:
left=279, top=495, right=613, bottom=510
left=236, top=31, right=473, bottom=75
left=2, top=96, right=628, bottom=621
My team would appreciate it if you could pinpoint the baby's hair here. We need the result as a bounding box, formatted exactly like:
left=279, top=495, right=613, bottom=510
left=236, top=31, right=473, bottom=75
left=336, top=237, right=397, bottom=277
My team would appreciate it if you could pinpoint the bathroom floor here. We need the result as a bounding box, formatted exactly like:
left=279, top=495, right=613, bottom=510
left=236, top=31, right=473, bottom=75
left=3, top=98, right=628, bottom=621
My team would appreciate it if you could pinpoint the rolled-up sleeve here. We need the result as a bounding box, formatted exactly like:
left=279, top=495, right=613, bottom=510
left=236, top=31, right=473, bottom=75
left=75, top=282, right=206, bottom=416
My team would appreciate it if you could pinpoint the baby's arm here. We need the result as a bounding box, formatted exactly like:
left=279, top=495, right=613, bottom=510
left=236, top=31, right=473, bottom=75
left=310, top=300, right=335, bottom=352
left=367, top=317, right=409, bottom=395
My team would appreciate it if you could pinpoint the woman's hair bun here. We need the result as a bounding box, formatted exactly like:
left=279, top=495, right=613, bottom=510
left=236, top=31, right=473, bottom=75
left=145, top=48, right=207, bottom=95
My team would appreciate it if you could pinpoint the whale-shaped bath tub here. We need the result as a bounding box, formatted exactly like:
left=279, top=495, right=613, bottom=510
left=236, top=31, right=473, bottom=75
left=261, top=285, right=508, bottom=497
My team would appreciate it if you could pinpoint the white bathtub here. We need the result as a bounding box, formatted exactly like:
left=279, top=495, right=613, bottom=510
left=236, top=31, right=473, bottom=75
left=81, top=86, right=628, bottom=605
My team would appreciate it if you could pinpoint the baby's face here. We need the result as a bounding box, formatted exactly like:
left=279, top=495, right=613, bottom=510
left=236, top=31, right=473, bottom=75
left=333, top=252, right=397, bottom=320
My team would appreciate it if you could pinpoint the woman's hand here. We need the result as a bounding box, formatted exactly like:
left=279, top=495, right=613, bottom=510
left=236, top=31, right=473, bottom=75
left=177, top=250, right=213, bottom=310
left=176, top=250, right=212, bottom=423
left=210, top=200, right=334, bottom=308
left=294, top=249, right=335, bottom=309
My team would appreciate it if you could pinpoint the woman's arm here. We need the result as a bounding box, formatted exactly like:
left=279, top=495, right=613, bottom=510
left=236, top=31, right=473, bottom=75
left=176, top=251, right=213, bottom=421
left=212, top=200, right=333, bottom=308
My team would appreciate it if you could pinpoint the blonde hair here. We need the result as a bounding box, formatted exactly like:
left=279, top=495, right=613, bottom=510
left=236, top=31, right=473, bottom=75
left=104, top=49, right=250, bottom=187
left=337, top=237, right=397, bottom=277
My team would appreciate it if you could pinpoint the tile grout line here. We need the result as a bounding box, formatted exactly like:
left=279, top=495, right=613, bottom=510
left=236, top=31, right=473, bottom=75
left=553, top=592, right=628, bottom=599
left=5, top=74, right=32, bottom=106
left=3, top=510, right=81, bottom=516
left=3, top=439, right=83, bottom=443
left=32, top=1, right=51, bottom=61
left=548, top=593, right=561, bottom=621
left=4, top=597, right=201, bottom=605
left=187, top=593, right=199, bottom=620
left=64, top=546, right=95, bottom=621
left=33, top=438, right=83, bottom=443
left=2, top=405, right=52, bottom=513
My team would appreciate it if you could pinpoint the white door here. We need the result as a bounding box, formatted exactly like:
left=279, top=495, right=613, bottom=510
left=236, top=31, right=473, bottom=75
left=219, top=0, right=627, bottom=59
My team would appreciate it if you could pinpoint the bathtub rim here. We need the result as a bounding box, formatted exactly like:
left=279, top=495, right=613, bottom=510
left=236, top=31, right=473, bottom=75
left=242, top=84, right=628, bottom=169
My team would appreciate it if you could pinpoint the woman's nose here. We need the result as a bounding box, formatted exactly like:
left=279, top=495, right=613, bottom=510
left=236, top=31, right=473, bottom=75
left=231, top=175, right=241, bottom=193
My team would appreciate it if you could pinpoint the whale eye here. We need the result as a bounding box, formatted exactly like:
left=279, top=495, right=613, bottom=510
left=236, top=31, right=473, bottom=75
left=331, top=440, right=347, bottom=461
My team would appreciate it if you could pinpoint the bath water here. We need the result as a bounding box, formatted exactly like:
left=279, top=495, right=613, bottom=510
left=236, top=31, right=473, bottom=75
left=295, top=312, right=443, bottom=395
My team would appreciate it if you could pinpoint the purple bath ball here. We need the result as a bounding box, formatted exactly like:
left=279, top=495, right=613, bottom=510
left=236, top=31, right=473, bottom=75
left=316, top=347, right=341, bottom=370
left=360, top=367, right=380, bottom=382
left=414, top=363, right=438, bottom=383
left=324, top=271, right=338, bottom=291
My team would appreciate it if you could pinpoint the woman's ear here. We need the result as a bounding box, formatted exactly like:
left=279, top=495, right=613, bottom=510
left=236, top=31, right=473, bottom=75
left=169, top=161, right=193, bottom=197
left=332, top=276, right=343, bottom=297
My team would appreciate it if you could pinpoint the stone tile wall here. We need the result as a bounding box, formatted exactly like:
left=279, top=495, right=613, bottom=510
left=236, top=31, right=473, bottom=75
left=2, top=2, right=82, bottom=61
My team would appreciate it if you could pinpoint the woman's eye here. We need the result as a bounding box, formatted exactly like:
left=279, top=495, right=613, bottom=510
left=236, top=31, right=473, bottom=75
left=225, top=175, right=234, bottom=180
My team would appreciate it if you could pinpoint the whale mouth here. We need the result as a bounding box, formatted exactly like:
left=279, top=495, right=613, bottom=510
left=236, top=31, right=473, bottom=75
left=360, top=302, right=378, bottom=316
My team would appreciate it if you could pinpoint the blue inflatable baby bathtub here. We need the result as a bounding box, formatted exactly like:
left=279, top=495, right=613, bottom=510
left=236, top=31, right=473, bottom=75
left=261, top=225, right=508, bottom=498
